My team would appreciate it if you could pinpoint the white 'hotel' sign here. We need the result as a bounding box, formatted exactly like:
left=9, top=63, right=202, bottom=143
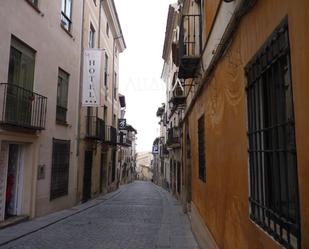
left=82, top=49, right=103, bottom=107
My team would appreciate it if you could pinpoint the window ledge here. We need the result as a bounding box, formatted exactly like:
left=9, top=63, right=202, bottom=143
left=56, top=119, right=69, bottom=126
left=60, top=24, right=73, bottom=38
left=24, top=0, right=41, bottom=14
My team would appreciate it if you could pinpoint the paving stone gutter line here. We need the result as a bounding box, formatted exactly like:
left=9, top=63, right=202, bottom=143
left=0, top=188, right=123, bottom=247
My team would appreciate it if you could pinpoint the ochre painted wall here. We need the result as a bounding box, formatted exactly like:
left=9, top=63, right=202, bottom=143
left=203, top=0, right=220, bottom=42
left=187, top=0, right=309, bottom=248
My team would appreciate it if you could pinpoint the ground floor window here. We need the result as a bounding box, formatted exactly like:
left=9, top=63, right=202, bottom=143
left=246, top=18, right=300, bottom=249
left=50, top=139, right=70, bottom=200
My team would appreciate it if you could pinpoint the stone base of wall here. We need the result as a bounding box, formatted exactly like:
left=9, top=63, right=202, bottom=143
left=190, top=202, right=219, bottom=249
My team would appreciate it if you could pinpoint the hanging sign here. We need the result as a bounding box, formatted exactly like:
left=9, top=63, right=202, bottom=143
left=118, top=119, right=126, bottom=130
left=82, top=49, right=103, bottom=106
left=152, top=144, right=159, bottom=154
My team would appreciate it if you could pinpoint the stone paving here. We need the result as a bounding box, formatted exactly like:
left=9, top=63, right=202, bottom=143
left=0, top=181, right=199, bottom=249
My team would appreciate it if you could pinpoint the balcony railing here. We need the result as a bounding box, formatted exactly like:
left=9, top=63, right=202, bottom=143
left=85, top=116, right=105, bottom=140
left=179, top=14, right=201, bottom=79
left=104, top=126, right=117, bottom=145
left=170, top=85, right=186, bottom=106
left=166, top=127, right=180, bottom=148
left=0, top=83, right=47, bottom=130
left=118, top=133, right=132, bottom=147
left=160, top=143, right=169, bottom=156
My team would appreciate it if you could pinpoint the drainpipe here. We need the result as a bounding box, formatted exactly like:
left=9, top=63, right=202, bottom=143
left=77, top=0, right=86, bottom=157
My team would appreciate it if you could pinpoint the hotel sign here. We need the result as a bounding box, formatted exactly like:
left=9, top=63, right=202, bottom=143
left=82, top=49, right=103, bottom=107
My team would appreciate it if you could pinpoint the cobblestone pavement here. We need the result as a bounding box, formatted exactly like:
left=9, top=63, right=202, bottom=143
left=0, top=181, right=199, bottom=249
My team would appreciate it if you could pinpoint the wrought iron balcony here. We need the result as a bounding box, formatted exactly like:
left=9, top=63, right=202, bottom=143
left=166, top=127, right=180, bottom=148
left=85, top=116, right=105, bottom=141
left=170, top=85, right=186, bottom=106
left=160, top=143, right=169, bottom=156
left=179, top=14, right=201, bottom=79
left=104, top=126, right=117, bottom=145
left=118, top=132, right=132, bottom=147
left=0, top=83, right=47, bottom=131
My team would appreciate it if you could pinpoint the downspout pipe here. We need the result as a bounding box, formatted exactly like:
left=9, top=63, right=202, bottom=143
left=77, top=0, right=86, bottom=157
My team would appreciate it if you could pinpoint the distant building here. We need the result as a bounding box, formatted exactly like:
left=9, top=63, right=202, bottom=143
left=136, top=152, right=153, bottom=181
left=118, top=95, right=138, bottom=185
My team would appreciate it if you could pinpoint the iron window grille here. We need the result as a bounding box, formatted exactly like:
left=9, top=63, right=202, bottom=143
left=50, top=139, right=70, bottom=200
left=245, top=18, right=300, bottom=249
left=198, top=115, right=205, bottom=182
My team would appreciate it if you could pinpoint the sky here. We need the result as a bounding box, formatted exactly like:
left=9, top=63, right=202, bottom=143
left=114, top=0, right=175, bottom=152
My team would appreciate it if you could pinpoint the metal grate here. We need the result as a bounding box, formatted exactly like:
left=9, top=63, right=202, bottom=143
left=50, top=139, right=70, bottom=200
left=180, top=14, right=201, bottom=58
left=0, top=83, right=47, bottom=130
left=198, top=115, right=205, bottom=182
left=85, top=116, right=105, bottom=140
left=245, top=18, right=300, bottom=249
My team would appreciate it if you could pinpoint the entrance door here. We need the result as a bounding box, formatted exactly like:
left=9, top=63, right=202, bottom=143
left=5, top=144, right=23, bottom=218
left=100, top=153, right=107, bottom=193
left=177, top=162, right=181, bottom=195
left=83, top=151, right=92, bottom=202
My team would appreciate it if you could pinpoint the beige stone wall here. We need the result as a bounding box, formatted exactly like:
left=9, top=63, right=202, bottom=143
left=0, top=0, right=83, bottom=218
left=76, top=0, right=124, bottom=203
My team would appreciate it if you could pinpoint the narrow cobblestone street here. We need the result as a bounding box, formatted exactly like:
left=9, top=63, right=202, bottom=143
left=0, top=181, right=199, bottom=249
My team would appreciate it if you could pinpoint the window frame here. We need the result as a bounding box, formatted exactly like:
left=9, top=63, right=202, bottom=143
left=61, top=0, right=73, bottom=33
left=56, top=68, right=69, bottom=123
left=89, top=23, right=96, bottom=48
left=106, top=22, right=109, bottom=37
left=104, top=54, right=109, bottom=88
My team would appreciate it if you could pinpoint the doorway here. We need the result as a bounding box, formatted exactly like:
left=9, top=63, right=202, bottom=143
left=83, top=150, right=93, bottom=202
left=100, top=153, right=108, bottom=193
left=5, top=144, right=23, bottom=218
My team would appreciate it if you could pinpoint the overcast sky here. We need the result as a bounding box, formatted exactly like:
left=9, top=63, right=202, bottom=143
left=114, top=0, right=175, bottom=152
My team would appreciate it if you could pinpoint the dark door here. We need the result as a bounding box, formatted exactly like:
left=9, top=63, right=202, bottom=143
left=83, top=151, right=92, bottom=202
left=100, top=153, right=107, bottom=193
left=177, top=162, right=181, bottom=194
left=111, top=149, right=116, bottom=182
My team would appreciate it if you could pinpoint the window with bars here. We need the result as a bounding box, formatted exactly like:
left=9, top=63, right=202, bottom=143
left=56, top=68, right=69, bottom=123
left=61, top=0, right=72, bottom=32
left=245, top=18, right=300, bottom=249
left=198, top=115, right=205, bottom=182
left=50, top=139, right=70, bottom=200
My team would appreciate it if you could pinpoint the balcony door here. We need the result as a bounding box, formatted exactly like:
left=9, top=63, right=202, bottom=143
left=6, top=37, right=35, bottom=127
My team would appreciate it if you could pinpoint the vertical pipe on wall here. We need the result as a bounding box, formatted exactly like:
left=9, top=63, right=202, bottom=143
left=77, top=0, right=86, bottom=157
